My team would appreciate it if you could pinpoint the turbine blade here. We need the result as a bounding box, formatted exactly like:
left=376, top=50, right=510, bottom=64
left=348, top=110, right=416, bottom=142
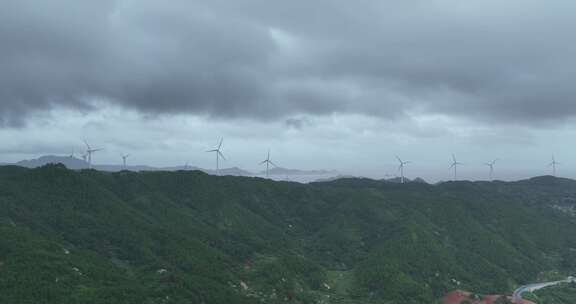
left=218, top=138, right=223, bottom=149
left=395, top=155, right=402, bottom=163
left=269, top=161, right=279, bottom=168
left=218, top=151, right=226, bottom=160
left=259, top=160, right=267, bottom=165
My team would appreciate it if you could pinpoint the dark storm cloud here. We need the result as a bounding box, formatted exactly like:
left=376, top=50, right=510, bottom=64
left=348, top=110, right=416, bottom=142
left=2, top=0, right=576, bottom=126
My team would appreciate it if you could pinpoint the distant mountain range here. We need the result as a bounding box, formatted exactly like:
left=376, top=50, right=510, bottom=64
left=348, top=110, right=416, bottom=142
left=14, top=155, right=90, bottom=170
left=6, top=155, right=336, bottom=178
left=314, top=175, right=429, bottom=184
left=262, top=167, right=337, bottom=176
left=383, top=176, right=428, bottom=184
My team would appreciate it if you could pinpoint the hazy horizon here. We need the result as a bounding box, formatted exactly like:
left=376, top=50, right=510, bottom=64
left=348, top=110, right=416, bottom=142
left=4, top=152, right=569, bottom=184
left=2, top=1, right=576, bottom=181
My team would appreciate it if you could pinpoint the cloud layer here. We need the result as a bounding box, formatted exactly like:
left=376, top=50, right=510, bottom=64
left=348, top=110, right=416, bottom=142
left=2, top=0, right=576, bottom=126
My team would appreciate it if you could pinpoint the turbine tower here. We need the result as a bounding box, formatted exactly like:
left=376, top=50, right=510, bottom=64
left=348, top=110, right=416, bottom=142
left=449, top=154, right=463, bottom=181
left=260, top=149, right=278, bottom=178
left=83, top=140, right=102, bottom=169
left=484, top=159, right=498, bottom=180
left=549, top=155, right=560, bottom=177
left=121, top=154, right=130, bottom=170
left=206, top=138, right=226, bottom=175
left=395, top=155, right=411, bottom=183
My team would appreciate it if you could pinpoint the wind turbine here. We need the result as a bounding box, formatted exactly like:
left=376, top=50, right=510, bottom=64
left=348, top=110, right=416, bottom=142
left=549, top=155, right=560, bottom=177
left=83, top=140, right=103, bottom=169
left=395, top=155, right=411, bottom=183
left=260, top=149, right=278, bottom=178
left=484, top=159, right=498, bottom=180
left=449, top=154, right=463, bottom=181
left=121, top=154, right=130, bottom=170
left=206, top=138, right=226, bottom=175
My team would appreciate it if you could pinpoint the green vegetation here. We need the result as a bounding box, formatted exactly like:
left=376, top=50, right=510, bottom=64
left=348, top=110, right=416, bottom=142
left=529, top=282, right=576, bottom=303
left=1, top=164, right=576, bottom=303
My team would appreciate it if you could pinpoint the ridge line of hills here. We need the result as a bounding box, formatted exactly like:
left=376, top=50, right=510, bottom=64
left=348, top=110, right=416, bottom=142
left=1, top=164, right=576, bottom=303
left=1, top=155, right=337, bottom=178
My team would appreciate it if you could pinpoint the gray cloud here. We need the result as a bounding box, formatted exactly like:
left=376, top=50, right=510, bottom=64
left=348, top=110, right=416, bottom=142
left=285, top=117, right=313, bottom=130
left=2, top=0, right=576, bottom=126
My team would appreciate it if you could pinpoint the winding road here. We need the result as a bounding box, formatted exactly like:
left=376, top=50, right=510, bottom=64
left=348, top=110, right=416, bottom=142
left=512, top=276, right=574, bottom=303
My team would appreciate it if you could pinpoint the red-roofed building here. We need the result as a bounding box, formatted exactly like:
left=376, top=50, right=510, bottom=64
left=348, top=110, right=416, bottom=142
left=442, top=290, right=535, bottom=304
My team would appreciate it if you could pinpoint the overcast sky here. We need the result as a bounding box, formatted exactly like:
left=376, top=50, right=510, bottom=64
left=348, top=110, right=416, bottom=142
left=1, top=0, right=575, bottom=181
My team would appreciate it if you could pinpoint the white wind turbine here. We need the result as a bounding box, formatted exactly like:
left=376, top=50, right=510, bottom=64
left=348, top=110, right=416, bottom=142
left=83, top=140, right=103, bottom=169
left=206, top=138, right=226, bottom=175
left=260, top=150, right=278, bottom=178
left=484, top=159, right=498, bottom=181
left=449, top=154, right=463, bottom=181
left=549, top=155, right=560, bottom=177
left=395, top=155, right=411, bottom=184
left=121, top=154, right=130, bottom=170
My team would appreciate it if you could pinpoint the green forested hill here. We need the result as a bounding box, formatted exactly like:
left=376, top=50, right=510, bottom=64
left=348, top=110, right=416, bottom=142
left=530, top=282, right=576, bottom=303
left=1, top=164, right=576, bottom=303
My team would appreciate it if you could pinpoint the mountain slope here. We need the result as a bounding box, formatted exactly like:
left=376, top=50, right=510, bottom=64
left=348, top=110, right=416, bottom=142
left=1, top=165, right=576, bottom=303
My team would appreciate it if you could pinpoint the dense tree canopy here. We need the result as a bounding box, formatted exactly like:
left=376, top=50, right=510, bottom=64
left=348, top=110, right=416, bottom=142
left=1, top=164, right=576, bottom=303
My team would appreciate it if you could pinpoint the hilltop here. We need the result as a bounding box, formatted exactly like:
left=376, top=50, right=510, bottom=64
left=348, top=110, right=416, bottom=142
left=6, top=155, right=335, bottom=181
left=1, top=165, right=576, bottom=303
